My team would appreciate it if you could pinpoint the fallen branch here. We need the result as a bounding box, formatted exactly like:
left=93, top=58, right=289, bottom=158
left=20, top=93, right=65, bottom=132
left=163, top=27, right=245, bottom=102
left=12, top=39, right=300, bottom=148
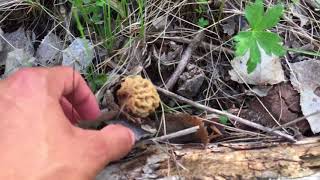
left=156, top=87, right=296, bottom=142
left=150, top=126, right=200, bottom=142
left=155, top=35, right=234, bottom=54
left=165, top=31, right=204, bottom=90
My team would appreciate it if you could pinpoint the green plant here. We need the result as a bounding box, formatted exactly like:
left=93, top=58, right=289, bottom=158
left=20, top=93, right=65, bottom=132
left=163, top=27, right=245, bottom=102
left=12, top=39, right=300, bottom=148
left=70, top=0, right=127, bottom=49
left=195, top=0, right=209, bottom=28
left=137, top=0, right=145, bottom=37
left=195, top=0, right=208, bottom=14
left=233, top=0, right=286, bottom=73
left=197, top=17, right=209, bottom=28
left=70, top=0, right=146, bottom=49
left=218, top=115, right=230, bottom=125
left=85, top=65, right=108, bottom=92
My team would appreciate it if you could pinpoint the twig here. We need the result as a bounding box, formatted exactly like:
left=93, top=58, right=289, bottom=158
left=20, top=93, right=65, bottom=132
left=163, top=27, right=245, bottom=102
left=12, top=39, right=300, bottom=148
left=155, top=36, right=234, bottom=54
left=150, top=126, right=200, bottom=142
left=271, top=111, right=320, bottom=131
left=165, top=31, right=204, bottom=90
left=156, top=87, right=296, bottom=142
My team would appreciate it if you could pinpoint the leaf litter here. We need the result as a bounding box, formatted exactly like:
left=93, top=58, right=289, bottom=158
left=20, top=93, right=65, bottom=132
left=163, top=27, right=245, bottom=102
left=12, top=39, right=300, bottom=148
left=290, top=59, right=320, bottom=134
left=1, top=0, right=320, bottom=177
left=229, top=47, right=286, bottom=85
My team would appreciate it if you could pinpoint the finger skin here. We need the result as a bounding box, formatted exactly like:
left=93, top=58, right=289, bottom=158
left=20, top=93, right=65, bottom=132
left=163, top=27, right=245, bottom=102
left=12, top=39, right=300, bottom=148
left=60, top=97, right=81, bottom=124
left=6, top=67, right=101, bottom=121
left=99, top=125, right=135, bottom=162
left=47, top=67, right=101, bottom=120
left=79, top=124, right=135, bottom=168
left=0, top=67, right=135, bottom=179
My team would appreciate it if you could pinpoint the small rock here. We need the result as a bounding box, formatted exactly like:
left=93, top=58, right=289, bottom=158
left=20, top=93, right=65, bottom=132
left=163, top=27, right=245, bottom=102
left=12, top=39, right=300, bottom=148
left=0, top=27, right=35, bottom=66
left=177, top=64, right=205, bottom=98
left=152, top=15, right=169, bottom=30
left=4, top=49, right=36, bottom=76
left=36, top=33, right=63, bottom=66
left=3, top=27, right=35, bottom=56
left=221, top=17, right=236, bottom=36
left=62, top=38, right=94, bottom=73
left=167, top=41, right=183, bottom=62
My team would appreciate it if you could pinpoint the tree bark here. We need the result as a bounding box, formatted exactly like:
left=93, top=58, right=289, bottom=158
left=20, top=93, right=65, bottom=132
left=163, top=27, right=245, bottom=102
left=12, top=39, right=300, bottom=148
left=96, top=137, right=320, bottom=180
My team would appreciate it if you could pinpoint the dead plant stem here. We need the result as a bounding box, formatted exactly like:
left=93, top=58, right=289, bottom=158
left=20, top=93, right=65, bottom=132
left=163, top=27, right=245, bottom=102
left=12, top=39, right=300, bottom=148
left=156, top=87, right=296, bottom=142
left=165, top=31, right=204, bottom=90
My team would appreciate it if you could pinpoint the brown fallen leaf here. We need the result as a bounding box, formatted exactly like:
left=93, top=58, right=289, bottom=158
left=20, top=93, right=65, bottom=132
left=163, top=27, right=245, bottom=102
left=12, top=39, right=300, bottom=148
left=157, top=113, right=222, bottom=146
left=236, top=83, right=310, bottom=134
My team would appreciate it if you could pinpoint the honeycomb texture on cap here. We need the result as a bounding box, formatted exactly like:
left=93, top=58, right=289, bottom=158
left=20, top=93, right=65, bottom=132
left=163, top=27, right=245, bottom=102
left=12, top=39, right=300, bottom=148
left=116, top=75, right=160, bottom=117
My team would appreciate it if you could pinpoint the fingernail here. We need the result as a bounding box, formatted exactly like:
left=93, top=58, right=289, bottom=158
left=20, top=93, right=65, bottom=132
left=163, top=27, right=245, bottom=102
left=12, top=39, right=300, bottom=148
left=127, top=129, right=136, bottom=146
left=112, top=124, right=136, bottom=146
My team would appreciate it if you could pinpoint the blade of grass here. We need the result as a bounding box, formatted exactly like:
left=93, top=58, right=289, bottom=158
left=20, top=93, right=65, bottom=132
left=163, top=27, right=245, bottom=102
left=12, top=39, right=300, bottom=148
left=286, top=47, right=320, bottom=57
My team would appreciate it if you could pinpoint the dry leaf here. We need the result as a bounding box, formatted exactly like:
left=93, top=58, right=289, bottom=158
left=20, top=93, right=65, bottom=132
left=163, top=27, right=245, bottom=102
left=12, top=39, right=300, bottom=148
left=229, top=47, right=286, bottom=85
left=158, top=113, right=210, bottom=145
left=290, top=59, right=320, bottom=133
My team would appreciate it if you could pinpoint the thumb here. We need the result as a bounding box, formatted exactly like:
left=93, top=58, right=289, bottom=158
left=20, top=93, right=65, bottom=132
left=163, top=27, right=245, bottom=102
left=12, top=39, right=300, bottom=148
left=100, top=125, right=135, bottom=162
left=84, top=124, right=135, bottom=168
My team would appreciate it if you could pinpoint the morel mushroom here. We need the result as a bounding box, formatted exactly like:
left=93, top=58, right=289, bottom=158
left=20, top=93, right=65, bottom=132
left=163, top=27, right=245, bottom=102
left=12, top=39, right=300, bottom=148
left=116, top=75, right=160, bottom=118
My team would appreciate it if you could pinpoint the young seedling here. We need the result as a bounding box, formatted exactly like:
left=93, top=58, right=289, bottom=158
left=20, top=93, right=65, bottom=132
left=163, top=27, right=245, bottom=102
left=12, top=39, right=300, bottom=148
left=198, top=17, right=209, bottom=28
left=195, top=0, right=209, bottom=28
left=85, top=65, right=108, bottom=92
left=234, top=0, right=286, bottom=73
left=218, top=115, right=229, bottom=125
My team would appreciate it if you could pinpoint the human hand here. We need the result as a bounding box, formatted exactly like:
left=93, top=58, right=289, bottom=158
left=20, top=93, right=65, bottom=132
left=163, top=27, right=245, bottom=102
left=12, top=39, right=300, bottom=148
left=0, top=67, right=135, bottom=180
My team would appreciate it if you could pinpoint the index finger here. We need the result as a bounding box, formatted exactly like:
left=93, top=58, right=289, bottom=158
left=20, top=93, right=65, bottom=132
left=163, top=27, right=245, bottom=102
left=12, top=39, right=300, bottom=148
left=47, top=67, right=101, bottom=120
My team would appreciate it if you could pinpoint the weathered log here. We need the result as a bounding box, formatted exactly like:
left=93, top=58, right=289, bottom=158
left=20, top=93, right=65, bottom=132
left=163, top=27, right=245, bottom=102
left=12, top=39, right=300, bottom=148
left=96, top=137, right=320, bottom=180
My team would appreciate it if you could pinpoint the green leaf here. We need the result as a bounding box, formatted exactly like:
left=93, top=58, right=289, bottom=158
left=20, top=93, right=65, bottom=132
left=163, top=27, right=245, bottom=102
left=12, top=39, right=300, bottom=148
left=233, top=0, right=286, bottom=73
left=197, top=17, right=209, bottom=28
left=245, top=0, right=264, bottom=30
left=234, top=31, right=253, bottom=56
left=219, top=115, right=229, bottom=125
left=96, top=0, right=105, bottom=7
left=259, top=4, right=284, bottom=30
left=247, top=41, right=260, bottom=73
left=94, top=74, right=108, bottom=87
left=255, top=31, right=286, bottom=56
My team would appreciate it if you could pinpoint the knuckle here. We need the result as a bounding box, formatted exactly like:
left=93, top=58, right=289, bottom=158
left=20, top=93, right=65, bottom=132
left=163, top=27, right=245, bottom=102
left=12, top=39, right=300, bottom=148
left=8, top=67, right=40, bottom=85
left=12, top=67, right=36, bottom=79
left=52, top=66, right=83, bottom=82
left=54, top=66, right=79, bottom=75
left=5, top=68, right=47, bottom=96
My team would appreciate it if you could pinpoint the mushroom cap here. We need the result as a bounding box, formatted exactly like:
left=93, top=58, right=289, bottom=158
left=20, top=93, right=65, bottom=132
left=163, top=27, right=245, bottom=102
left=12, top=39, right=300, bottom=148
left=116, top=75, right=160, bottom=118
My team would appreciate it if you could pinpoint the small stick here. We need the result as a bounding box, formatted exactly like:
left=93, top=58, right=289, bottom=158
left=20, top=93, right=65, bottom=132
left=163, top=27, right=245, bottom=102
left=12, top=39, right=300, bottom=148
left=150, top=126, right=200, bottom=142
left=156, top=87, right=296, bottom=142
left=165, top=31, right=204, bottom=90
left=156, top=36, right=234, bottom=54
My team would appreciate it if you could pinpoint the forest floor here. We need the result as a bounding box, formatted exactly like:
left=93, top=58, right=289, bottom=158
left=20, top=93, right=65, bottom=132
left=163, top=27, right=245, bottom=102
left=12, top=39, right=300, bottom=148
left=0, top=0, right=320, bottom=179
